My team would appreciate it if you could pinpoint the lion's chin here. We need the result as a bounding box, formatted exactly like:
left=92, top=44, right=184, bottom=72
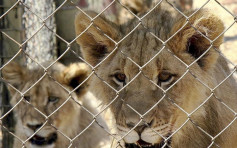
left=125, top=139, right=171, bottom=148
left=29, top=133, right=57, bottom=146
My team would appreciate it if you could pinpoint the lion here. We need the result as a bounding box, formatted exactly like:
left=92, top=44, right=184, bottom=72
left=117, top=0, right=193, bottom=24
left=2, top=62, right=110, bottom=148
left=74, top=5, right=237, bottom=148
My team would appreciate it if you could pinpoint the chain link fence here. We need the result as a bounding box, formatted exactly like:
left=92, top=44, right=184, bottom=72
left=0, top=0, right=237, bottom=148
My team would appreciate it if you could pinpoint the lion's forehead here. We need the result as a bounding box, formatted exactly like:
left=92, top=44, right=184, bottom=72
left=121, top=27, right=172, bottom=56
left=17, top=78, right=73, bottom=121
left=117, top=30, right=184, bottom=78
left=19, top=77, right=66, bottom=105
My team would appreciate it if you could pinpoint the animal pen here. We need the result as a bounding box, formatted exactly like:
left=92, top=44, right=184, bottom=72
left=0, top=0, right=237, bottom=148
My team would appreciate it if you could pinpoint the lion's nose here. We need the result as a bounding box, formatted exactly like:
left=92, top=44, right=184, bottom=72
left=126, top=119, right=154, bottom=135
left=27, top=123, right=43, bottom=131
left=134, top=125, right=147, bottom=135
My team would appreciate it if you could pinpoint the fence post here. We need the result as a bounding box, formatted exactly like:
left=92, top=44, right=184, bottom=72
left=22, top=0, right=57, bottom=68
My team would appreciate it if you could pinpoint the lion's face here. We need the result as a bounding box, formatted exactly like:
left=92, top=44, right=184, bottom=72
left=14, top=77, right=78, bottom=147
left=84, top=32, right=212, bottom=146
left=3, top=62, right=89, bottom=147
left=75, top=8, right=224, bottom=147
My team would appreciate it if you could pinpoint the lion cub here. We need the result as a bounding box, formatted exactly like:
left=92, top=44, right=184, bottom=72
left=2, top=62, right=110, bottom=148
left=74, top=5, right=237, bottom=148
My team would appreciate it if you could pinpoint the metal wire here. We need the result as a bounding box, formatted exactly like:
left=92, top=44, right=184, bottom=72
left=0, top=0, right=237, bottom=148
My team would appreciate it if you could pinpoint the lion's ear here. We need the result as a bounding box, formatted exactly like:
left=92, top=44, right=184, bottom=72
left=170, top=9, right=224, bottom=70
left=61, top=63, right=90, bottom=95
left=75, top=11, right=119, bottom=66
left=2, top=62, right=27, bottom=94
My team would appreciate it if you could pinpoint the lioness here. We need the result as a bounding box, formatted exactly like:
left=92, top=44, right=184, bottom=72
left=74, top=5, right=237, bottom=148
left=2, top=62, right=110, bottom=148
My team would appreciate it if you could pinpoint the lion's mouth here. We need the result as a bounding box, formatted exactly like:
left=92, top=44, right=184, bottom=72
left=29, top=133, right=57, bottom=146
left=125, top=138, right=171, bottom=148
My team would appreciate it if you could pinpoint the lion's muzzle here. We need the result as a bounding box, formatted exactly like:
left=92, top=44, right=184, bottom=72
left=125, top=138, right=171, bottom=148
left=118, top=122, right=172, bottom=148
left=25, top=123, right=58, bottom=146
left=29, top=133, right=57, bottom=146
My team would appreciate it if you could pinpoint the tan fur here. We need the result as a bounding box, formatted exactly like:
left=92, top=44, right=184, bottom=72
left=117, top=0, right=193, bottom=24
left=75, top=6, right=237, bottom=148
left=2, top=62, right=110, bottom=148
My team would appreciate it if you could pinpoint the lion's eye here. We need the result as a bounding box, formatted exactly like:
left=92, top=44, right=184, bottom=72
left=158, top=72, right=175, bottom=87
left=48, top=96, right=59, bottom=103
left=114, top=73, right=126, bottom=83
left=113, top=73, right=126, bottom=87
left=24, top=96, right=30, bottom=102
left=159, top=72, right=173, bottom=82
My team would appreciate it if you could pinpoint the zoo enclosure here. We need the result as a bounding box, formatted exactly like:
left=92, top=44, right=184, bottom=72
left=0, top=0, right=237, bottom=148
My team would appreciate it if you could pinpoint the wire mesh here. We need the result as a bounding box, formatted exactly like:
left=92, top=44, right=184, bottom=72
left=0, top=0, right=237, bottom=148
